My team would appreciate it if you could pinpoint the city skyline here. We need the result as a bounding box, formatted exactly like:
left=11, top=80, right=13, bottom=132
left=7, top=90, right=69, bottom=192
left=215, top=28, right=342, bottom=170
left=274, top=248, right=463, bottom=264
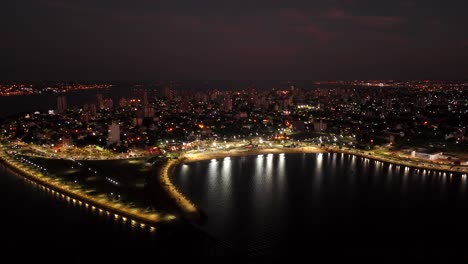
left=1, top=0, right=468, bottom=260
left=0, top=80, right=466, bottom=259
left=1, top=0, right=467, bottom=81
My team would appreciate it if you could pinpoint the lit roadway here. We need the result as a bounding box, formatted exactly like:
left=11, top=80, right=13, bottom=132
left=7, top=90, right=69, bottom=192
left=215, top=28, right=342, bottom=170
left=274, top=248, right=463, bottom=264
left=0, top=144, right=176, bottom=229
left=14, top=142, right=147, bottom=161
left=326, top=146, right=468, bottom=175
left=160, top=158, right=199, bottom=219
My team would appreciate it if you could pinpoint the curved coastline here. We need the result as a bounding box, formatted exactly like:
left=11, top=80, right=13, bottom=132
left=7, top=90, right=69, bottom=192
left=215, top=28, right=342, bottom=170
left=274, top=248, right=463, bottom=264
left=177, top=145, right=467, bottom=173
left=162, top=146, right=467, bottom=218
left=0, top=148, right=173, bottom=229
left=160, top=146, right=324, bottom=220
left=327, top=147, right=468, bottom=175
left=3, top=142, right=466, bottom=230
left=159, top=158, right=200, bottom=220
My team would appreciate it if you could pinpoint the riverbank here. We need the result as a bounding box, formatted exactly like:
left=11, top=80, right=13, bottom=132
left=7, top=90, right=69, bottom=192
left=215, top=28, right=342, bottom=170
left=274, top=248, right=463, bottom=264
left=0, top=146, right=175, bottom=228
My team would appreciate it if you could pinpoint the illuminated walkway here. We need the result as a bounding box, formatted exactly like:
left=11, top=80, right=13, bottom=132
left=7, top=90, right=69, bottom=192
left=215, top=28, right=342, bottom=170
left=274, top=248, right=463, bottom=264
left=0, top=145, right=176, bottom=229
left=160, top=158, right=199, bottom=219
left=326, top=146, right=468, bottom=175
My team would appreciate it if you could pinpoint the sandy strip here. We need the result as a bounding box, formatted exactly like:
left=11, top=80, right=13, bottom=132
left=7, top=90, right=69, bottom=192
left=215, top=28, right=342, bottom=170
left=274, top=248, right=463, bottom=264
left=180, top=147, right=324, bottom=163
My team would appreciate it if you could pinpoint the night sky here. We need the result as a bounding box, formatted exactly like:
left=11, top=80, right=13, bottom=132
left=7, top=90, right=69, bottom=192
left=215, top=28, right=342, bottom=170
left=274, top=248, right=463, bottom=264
left=1, top=0, right=467, bottom=81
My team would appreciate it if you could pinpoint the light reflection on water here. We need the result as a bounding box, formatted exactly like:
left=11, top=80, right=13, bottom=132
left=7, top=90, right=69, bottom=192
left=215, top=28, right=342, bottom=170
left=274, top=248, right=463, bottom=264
left=221, top=157, right=232, bottom=195
left=276, top=154, right=285, bottom=195
left=173, top=153, right=468, bottom=254
left=313, top=153, right=324, bottom=201
left=208, top=159, right=218, bottom=195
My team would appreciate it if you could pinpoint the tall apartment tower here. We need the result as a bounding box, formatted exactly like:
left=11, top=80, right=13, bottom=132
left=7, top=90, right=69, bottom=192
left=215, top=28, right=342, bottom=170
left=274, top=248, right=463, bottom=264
left=96, top=94, right=104, bottom=109
left=225, top=97, right=233, bottom=112
left=107, top=122, right=120, bottom=146
left=143, top=90, right=148, bottom=106
left=57, top=95, right=67, bottom=114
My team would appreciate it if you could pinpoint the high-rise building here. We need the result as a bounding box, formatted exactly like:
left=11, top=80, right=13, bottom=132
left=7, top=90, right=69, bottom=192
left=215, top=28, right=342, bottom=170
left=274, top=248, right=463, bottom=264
left=249, top=84, right=257, bottom=100
left=225, top=97, right=233, bottom=112
left=143, top=106, right=154, bottom=117
left=80, top=112, right=90, bottom=123
left=143, top=90, right=148, bottom=106
left=314, top=120, right=327, bottom=132
left=163, top=87, right=173, bottom=100
left=179, top=97, right=190, bottom=112
left=107, top=122, right=120, bottom=146
left=96, top=94, right=104, bottom=109
left=103, top=98, right=113, bottom=109
left=383, top=98, right=392, bottom=110
left=133, top=117, right=143, bottom=126
left=119, top=98, right=128, bottom=107
left=57, top=96, right=67, bottom=114
left=89, top=104, right=97, bottom=116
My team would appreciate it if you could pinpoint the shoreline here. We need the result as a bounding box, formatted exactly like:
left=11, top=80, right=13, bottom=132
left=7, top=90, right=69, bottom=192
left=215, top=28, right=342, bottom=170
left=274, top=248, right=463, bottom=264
left=180, top=146, right=323, bottom=163
left=327, top=147, right=468, bottom=175
left=0, top=147, right=174, bottom=229
left=158, top=146, right=323, bottom=219
left=2, top=142, right=466, bottom=231
left=180, top=146, right=466, bottom=174
left=159, top=158, right=200, bottom=220
left=161, top=146, right=467, bottom=218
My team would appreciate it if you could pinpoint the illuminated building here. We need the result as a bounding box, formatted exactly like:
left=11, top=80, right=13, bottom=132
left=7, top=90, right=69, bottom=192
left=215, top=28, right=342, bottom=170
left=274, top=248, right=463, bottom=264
left=107, top=122, right=120, bottom=146
left=314, top=120, right=327, bottom=132
left=56, top=95, right=67, bottom=114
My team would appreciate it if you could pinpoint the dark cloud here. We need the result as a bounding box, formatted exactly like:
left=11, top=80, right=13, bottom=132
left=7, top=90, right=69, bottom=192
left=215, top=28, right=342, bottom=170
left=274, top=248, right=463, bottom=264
left=0, top=0, right=467, bottom=80
left=323, top=9, right=405, bottom=29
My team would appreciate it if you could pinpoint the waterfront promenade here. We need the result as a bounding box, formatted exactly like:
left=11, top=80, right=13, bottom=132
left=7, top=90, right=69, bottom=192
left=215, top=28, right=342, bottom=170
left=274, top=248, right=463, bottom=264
left=2, top=139, right=466, bottom=229
left=0, top=144, right=175, bottom=229
left=326, top=146, right=468, bottom=175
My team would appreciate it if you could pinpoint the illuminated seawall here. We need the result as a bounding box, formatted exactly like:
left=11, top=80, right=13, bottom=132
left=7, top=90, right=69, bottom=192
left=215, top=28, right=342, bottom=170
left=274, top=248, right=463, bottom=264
left=161, top=145, right=467, bottom=221
left=0, top=147, right=175, bottom=229
left=326, top=147, right=468, bottom=175
left=160, top=158, right=199, bottom=219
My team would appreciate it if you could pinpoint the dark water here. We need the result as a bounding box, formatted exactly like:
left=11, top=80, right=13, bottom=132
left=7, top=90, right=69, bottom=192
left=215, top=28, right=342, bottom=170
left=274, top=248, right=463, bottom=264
left=0, top=163, right=222, bottom=257
left=0, top=85, right=137, bottom=117
left=3, top=151, right=468, bottom=261
left=174, top=153, right=468, bottom=261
